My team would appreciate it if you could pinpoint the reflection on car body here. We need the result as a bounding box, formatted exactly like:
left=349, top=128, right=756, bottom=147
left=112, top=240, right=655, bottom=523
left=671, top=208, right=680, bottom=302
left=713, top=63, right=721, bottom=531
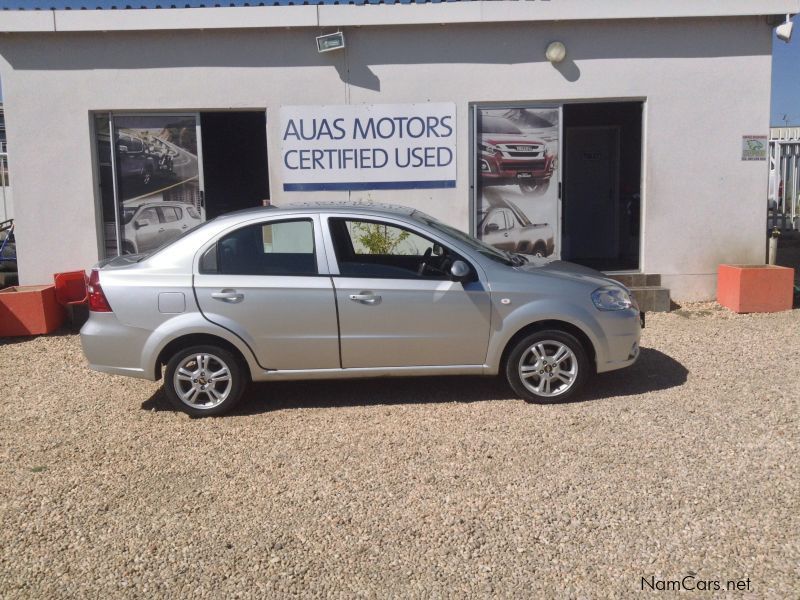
left=81, top=203, right=641, bottom=417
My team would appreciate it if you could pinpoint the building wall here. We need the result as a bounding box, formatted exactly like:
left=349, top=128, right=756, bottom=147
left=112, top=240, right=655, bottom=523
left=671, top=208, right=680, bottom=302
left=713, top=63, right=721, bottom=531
left=0, top=16, right=772, bottom=299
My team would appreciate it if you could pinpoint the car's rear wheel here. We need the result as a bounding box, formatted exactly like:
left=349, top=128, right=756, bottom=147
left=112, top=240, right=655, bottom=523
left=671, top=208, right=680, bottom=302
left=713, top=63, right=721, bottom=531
left=164, top=345, right=245, bottom=416
left=505, top=330, right=590, bottom=403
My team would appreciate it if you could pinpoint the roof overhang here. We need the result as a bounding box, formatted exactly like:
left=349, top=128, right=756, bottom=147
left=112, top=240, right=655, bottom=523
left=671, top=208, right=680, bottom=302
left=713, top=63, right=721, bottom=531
left=0, top=0, right=798, bottom=33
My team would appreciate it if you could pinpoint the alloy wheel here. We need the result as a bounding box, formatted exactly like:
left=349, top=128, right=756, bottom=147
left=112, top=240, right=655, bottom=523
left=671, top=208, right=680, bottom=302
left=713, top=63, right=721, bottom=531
left=518, top=340, right=578, bottom=397
left=172, top=353, right=233, bottom=410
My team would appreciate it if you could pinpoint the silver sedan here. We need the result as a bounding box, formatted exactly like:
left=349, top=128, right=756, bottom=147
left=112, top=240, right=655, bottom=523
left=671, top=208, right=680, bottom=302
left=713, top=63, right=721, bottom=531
left=81, top=203, right=641, bottom=416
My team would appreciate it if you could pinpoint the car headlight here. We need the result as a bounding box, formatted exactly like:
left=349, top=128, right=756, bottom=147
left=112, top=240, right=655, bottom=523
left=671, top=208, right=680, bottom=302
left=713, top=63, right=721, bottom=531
left=479, top=143, right=500, bottom=154
left=591, top=286, right=633, bottom=311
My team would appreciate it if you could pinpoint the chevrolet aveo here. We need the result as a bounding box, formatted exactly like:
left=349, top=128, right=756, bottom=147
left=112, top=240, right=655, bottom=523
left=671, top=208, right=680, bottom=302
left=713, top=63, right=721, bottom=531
left=81, top=204, right=642, bottom=416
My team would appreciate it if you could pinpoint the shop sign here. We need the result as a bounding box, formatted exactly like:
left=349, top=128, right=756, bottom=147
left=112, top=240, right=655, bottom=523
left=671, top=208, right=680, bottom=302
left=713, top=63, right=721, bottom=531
left=741, top=135, right=767, bottom=161
left=279, top=103, right=456, bottom=191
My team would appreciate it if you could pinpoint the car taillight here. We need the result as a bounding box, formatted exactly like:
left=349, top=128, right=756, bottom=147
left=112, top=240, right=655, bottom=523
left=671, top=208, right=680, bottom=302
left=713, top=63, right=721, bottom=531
left=87, top=269, right=112, bottom=312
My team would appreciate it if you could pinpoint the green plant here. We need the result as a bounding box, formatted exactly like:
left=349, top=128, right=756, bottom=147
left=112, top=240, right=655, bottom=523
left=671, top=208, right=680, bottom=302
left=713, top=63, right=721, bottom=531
left=353, top=222, right=410, bottom=254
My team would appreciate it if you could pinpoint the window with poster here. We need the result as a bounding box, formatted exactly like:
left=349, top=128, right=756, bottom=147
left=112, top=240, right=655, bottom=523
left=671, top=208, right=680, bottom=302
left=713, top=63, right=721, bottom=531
left=473, top=106, right=561, bottom=259
left=92, top=110, right=270, bottom=259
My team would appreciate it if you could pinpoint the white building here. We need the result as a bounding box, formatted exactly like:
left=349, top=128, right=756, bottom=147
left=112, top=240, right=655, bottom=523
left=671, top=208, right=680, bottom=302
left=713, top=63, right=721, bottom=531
left=0, top=0, right=797, bottom=301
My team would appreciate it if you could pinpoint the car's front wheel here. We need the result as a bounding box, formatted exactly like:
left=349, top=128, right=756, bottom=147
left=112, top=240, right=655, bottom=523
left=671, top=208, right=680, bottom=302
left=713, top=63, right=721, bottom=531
left=506, top=330, right=590, bottom=403
left=164, top=345, right=246, bottom=416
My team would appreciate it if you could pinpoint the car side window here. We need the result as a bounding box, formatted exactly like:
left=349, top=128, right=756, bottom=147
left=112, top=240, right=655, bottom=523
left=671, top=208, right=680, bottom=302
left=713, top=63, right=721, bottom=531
left=159, top=207, right=179, bottom=223
left=329, top=218, right=455, bottom=279
left=138, top=207, right=159, bottom=226
left=484, top=210, right=507, bottom=233
left=209, top=219, right=317, bottom=276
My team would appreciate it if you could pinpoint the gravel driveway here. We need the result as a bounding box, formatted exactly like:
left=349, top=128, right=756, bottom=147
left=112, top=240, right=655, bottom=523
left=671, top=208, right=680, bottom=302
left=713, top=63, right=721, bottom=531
left=1, top=304, right=798, bottom=598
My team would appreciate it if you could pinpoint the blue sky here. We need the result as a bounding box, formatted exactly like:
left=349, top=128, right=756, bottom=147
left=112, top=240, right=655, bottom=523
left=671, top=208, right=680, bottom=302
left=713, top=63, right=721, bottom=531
left=0, top=3, right=798, bottom=125
left=771, top=14, right=800, bottom=126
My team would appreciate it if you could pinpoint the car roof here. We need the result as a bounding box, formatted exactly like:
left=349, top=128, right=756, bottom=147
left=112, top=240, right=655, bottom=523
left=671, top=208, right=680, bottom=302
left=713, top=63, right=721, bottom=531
left=214, top=202, right=418, bottom=222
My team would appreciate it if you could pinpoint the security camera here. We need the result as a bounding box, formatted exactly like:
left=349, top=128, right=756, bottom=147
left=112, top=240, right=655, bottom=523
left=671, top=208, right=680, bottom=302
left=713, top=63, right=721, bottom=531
left=776, top=15, right=794, bottom=43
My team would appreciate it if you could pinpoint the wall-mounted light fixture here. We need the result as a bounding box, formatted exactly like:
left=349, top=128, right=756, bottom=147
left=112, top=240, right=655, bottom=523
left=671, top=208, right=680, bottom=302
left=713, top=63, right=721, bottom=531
left=545, top=41, right=567, bottom=64
left=776, top=14, right=794, bottom=43
left=317, top=31, right=346, bottom=53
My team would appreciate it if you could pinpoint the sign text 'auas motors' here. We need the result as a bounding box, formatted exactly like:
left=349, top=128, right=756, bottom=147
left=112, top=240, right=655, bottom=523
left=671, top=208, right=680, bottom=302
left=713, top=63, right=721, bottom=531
left=279, top=103, right=456, bottom=191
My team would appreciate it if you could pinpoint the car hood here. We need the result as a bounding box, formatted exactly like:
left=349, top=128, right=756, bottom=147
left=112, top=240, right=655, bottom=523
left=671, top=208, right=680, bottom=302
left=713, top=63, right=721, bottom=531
left=481, top=134, right=545, bottom=146
left=516, top=259, right=623, bottom=289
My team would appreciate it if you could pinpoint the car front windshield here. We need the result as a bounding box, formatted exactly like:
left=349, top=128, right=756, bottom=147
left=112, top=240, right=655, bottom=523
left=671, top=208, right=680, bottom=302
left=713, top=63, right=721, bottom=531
left=411, top=211, right=513, bottom=266
left=481, top=116, right=522, bottom=135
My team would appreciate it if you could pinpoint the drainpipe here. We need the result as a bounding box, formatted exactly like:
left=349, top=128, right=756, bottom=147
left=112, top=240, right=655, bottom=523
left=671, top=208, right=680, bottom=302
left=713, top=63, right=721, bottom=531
left=768, top=227, right=780, bottom=265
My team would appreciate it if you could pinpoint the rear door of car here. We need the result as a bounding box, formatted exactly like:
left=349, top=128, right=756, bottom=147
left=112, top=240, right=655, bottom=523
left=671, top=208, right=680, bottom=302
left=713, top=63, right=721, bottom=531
left=194, top=214, right=340, bottom=371
left=323, top=214, right=492, bottom=369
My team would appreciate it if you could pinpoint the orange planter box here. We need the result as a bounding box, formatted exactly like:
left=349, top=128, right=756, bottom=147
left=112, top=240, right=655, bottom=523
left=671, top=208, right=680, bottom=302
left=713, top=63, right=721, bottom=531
left=717, top=264, right=794, bottom=313
left=0, top=285, right=65, bottom=336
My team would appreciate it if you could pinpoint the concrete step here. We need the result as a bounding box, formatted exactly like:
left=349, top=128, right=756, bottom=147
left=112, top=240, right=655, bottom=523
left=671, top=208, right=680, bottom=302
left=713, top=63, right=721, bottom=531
left=630, top=286, right=671, bottom=313
left=606, top=272, right=661, bottom=287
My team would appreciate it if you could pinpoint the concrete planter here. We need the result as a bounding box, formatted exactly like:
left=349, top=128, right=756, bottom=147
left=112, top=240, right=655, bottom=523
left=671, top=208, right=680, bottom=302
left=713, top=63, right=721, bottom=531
left=0, top=284, right=65, bottom=336
left=717, top=265, right=794, bottom=313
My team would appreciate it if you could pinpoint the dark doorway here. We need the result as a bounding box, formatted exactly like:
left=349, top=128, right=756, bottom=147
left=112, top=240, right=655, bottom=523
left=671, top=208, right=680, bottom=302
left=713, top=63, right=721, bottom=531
left=200, top=111, right=269, bottom=219
left=562, top=102, right=642, bottom=271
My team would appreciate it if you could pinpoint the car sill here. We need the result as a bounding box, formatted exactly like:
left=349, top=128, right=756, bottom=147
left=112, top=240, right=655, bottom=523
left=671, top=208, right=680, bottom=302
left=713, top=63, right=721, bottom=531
left=251, top=365, right=488, bottom=382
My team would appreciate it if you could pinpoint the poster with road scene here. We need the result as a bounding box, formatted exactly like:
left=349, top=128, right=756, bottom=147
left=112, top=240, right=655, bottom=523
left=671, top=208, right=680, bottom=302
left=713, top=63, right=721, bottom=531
left=476, top=107, right=559, bottom=258
left=105, top=115, right=203, bottom=256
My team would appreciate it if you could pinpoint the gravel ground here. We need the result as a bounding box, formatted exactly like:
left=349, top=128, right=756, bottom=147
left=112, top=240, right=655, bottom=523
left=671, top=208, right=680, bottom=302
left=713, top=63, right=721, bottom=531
left=1, top=304, right=798, bottom=598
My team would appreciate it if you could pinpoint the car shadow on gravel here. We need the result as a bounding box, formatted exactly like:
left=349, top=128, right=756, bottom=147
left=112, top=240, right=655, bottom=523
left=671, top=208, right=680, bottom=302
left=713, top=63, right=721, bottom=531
left=141, top=348, right=687, bottom=416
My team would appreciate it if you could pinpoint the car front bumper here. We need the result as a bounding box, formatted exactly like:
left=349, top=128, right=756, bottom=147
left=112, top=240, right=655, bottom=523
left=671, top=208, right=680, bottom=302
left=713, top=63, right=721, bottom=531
left=594, top=307, right=642, bottom=374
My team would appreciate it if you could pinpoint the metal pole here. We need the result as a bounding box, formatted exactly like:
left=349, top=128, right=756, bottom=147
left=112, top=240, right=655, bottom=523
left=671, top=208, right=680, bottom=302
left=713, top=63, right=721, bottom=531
left=108, top=114, right=122, bottom=256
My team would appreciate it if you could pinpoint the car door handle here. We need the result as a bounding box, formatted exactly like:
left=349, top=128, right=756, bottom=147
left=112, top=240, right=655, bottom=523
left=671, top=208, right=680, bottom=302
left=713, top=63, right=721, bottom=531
left=349, top=292, right=381, bottom=305
left=211, top=289, right=244, bottom=303
left=158, top=228, right=165, bottom=232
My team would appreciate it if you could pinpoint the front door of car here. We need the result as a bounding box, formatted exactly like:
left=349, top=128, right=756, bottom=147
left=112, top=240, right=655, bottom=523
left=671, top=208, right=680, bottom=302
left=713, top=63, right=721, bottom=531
left=483, top=209, right=515, bottom=251
left=194, top=215, right=340, bottom=370
left=326, top=216, right=492, bottom=368
left=132, top=206, right=162, bottom=253
left=157, top=206, right=186, bottom=244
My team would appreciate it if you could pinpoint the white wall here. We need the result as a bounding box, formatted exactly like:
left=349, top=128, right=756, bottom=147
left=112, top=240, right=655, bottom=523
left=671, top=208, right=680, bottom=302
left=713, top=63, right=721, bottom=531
left=0, top=16, right=773, bottom=299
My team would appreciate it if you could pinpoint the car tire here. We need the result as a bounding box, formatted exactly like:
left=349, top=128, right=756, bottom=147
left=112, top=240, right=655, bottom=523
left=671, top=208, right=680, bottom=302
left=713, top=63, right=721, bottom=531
left=163, top=345, right=246, bottom=417
left=505, top=330, right=590, bottom=404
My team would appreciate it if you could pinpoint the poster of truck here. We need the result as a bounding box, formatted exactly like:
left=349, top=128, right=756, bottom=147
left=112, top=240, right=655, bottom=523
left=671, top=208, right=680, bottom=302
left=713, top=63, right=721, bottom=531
left=104, top=114, right=203, bottom=256
left=476, top=107, right=559, bottom=258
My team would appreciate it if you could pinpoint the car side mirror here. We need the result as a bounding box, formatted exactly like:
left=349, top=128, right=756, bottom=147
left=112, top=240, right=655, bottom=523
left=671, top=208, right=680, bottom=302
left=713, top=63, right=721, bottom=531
left=450, top=260, right=471, bottom=281
left=485, top=223, right=500, bottom=233
left=133, top=219, right=149, bottom=230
